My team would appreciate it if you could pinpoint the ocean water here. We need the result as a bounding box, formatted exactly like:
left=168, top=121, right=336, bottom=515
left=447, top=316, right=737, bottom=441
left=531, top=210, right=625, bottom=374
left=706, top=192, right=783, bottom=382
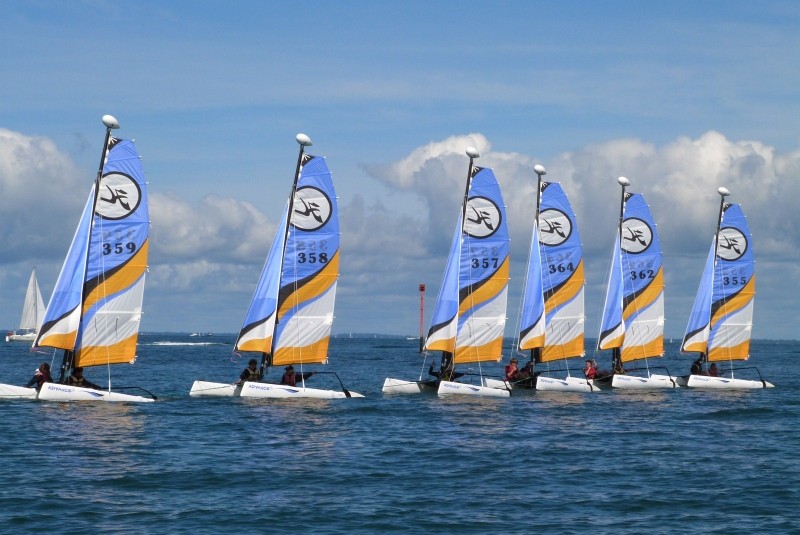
left=0, top=335, right=798, bottom=534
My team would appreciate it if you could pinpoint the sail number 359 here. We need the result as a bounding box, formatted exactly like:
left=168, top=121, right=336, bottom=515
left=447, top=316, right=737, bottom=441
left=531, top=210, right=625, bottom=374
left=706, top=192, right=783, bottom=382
left=102, top=242, right=137, bottom=255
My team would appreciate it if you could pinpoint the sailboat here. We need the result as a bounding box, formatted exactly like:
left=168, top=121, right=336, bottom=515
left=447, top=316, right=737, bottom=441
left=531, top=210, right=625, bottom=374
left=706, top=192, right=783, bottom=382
left=5, top=269, right=46, bottom=342
left=382, top=147, right=510, bottom=397
left=190, top=134, right=362, bottom=399
left=33, top=115, right=154, bottom=402
left=487, top=165, right=590, bottom=392
left=593, top=177, right=676, bottom=389
left=678, top=187, right=773, bottom=389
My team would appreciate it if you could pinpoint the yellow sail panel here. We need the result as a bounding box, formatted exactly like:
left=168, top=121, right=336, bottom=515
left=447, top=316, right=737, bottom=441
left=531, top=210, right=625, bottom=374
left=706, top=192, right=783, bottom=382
left=277, top=252, right=339, bottom=323
left=36, top=306, right=81, bottom=350
left=598, top=329, right=624, bottom=350
left=236, top=335, right=273, bottom=354
left=519, top=332, right=545, bottom=351
left=76, top=333, right=138, bottom=367
left=455, top=337, right=503, bottom=364
left=708, top=338, right=751, bottom=362
left=82, top=242, right=149, bottom=314
left=272, top=337, right=331, bottom=366
left=425, top=335, right=456, bottom=353
left=622, top=336, right=663, bottom=362
left=542, top=334, right=585, bottom=362
left=457, top=258, right=509, bottom=317
left=36, top=330, right=78, bottom=351
left=545, top=261, right=584, bottom=313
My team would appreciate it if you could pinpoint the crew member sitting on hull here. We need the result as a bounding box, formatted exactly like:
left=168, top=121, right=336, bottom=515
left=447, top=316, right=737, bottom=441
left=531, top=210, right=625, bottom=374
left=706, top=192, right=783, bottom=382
left=66, top=367, right=102, bottom=390
left=280, top=365, right=315, bottom=387
left=236, top=358, right=262, bottom=385
left=25, top=362, right=53, bottom=391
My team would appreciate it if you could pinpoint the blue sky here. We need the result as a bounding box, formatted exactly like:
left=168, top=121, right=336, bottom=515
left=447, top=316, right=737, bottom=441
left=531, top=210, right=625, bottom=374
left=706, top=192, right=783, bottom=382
left=1, top=1, right=798, bottom=340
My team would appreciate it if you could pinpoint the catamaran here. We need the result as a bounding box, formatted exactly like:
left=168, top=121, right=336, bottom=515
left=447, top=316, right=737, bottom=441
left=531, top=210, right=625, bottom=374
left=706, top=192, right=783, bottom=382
left=5, top=269, right=46, bottom=342
left=382, top=147, right=510, bottom=397
left=32, top=115, right=154, bottom=402
left=487, top=165, right=590, bottom=392
left=190, top=134, right=362, bottom=399
left=678, top=187, right=773, bottom=389
left=594, top=177, right=677, bottom=390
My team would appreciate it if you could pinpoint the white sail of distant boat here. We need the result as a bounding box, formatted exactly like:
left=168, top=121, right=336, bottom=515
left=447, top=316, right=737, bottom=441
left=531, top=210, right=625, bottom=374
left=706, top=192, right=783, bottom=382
left=32, top=115, right=155, bottom=402
left=678, top=187, right=773, bottom=389
left=5, top=269, right=46, bottom=342
left=190, top=134, right=362, bottom=399
left=486, top=165, right=591, bottom=392
left=383, top=147, right=510, bottom=397
left=593, top=177, right=677, bottom=389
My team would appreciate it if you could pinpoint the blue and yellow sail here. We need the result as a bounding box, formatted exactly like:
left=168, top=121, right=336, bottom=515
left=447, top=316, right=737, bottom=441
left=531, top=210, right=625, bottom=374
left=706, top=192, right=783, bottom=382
left=682, top=203, right=754, bottom=362
left=425, top=166, right=509, bottom=364
left=34, top=139, right=149, bottom=367
left=518, top=182, right=585, bottom=362
left=236, top=155, right=339, bottom=367
left=598, top=192, right=664, bottom=362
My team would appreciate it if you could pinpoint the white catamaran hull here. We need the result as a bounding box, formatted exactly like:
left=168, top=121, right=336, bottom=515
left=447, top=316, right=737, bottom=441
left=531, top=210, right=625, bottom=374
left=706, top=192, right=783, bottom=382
left=239, top=381, right=364, bottom=399
left=37, top=382, right=155, bottom=402
left=437, top=380, right=510, bottom=398
left=537, top=375, right=600, bottom=392
left=611, top=374, right=680, bottom=389
left=189, top=380, right=243, bottom=397
left=0, top=384, right=38, bottom=399
left=678, top=375, right=774, bottom=389
left=381, top=377, right=438, bottom=394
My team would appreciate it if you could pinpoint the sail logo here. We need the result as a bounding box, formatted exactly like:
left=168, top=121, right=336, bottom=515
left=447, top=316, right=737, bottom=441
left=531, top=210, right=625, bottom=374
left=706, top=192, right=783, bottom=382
left=620, top=217, right=653, bottom=254
left=538, top=209, right=572, bottom=246
left=717, top=227, right=747, bottom=261
left=292, top=186, right=332, bottom=231
left=464, top=196, right=501, bottom=239
left=96, top=173, right=142, bottom=220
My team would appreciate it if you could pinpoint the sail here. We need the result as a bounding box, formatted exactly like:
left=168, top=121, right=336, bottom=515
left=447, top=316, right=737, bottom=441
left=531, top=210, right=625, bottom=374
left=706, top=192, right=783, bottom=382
left=235, top=204, right=289, bottom=354
left=519, top=182, right=585, bottom=361
left=19, top=269, right=46, bottom=331
left=425, top=167, right=509, bottom=364
left=682, top=203, right=754, bottom=361
left=35, top=139, right=149, bottom=367
left=271, top=155, right=339, bottom=367
left=598, top=193, right=664, bottom=362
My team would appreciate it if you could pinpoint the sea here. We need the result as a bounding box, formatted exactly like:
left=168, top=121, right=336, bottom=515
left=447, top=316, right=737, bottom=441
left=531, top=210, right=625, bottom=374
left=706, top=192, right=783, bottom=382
left=0, top=334, right=798, bottom=534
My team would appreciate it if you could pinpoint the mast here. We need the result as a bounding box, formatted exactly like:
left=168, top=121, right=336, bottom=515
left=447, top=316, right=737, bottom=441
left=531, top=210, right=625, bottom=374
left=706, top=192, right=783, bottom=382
left=58, top=115, right=119, bottom=383
left=259, top=133, right=312, bottom=375
left=530, top=164, right=547, bottom=364
left=611, top=176, right=629, bottom=373
left=705, top=186, right=730, bottom=362
left=418, top=283, right=425, bottom=353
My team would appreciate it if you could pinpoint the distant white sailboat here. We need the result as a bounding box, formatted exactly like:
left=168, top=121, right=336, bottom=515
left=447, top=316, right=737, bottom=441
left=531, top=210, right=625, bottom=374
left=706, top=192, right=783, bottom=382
left=678, top=187, right=773, bottom=389
left=383, top=147, right=511, bottom=397
left=5, top=269, right=46, bottom=342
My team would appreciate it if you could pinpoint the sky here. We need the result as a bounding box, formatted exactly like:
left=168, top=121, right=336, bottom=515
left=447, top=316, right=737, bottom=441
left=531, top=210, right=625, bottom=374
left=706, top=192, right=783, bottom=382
left=1, top=1, right=798, bottom=340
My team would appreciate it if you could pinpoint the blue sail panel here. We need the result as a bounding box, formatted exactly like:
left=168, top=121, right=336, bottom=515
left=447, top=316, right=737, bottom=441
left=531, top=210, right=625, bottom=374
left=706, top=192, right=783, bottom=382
left=681, top=241, right=715, bottom=353
left=272, top=155, right=340, bottom=366
left=616, top=193, right=664, bottom=361
left=598, top=233, right=624, bottom=349
left=424, top=220, right=461, bottom=353
left=236, top=204, right=289, bottom=353
left=455, top=167, right=509, bottom=364
left=75, top=139, right=150, bottom=367
left=707, top=203, right=755, bottom=361
left=535, top=182, right=584, bottom=361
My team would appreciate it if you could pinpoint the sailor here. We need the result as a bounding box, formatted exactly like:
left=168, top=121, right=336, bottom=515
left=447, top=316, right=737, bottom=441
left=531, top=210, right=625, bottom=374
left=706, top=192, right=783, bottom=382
left=25, top=362, right=53, bottom=391
left=66, top=367, right=102, bottom=390
left=236, top=359, right=262, bottom=385
left=280, top=365, right=315, bottom=387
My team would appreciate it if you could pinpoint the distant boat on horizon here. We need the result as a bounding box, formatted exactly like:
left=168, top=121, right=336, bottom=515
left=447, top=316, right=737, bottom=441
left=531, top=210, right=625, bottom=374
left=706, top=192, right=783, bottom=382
left=5, top=268, right=46, bottom=343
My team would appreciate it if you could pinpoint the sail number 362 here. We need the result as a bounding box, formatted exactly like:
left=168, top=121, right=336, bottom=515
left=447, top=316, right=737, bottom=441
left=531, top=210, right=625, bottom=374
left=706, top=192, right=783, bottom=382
left=102, top=242, right=137, bottom=255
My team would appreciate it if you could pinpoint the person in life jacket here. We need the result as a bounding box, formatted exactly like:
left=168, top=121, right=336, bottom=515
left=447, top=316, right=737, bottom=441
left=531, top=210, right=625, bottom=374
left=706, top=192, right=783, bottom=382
left=66, top=367, right=102, bottom=390
left=280, top=365, right=315, bottom=387
left=25, top=362, right=53, bottom=390
left=504, top=357, right=520, bottom=382
left=236, top=359, right=263, bottom=385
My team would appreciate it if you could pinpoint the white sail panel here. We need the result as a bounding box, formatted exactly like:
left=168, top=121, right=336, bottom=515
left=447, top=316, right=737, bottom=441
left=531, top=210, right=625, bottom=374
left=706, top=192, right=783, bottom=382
left=272, top=281, right=336, bottom=365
